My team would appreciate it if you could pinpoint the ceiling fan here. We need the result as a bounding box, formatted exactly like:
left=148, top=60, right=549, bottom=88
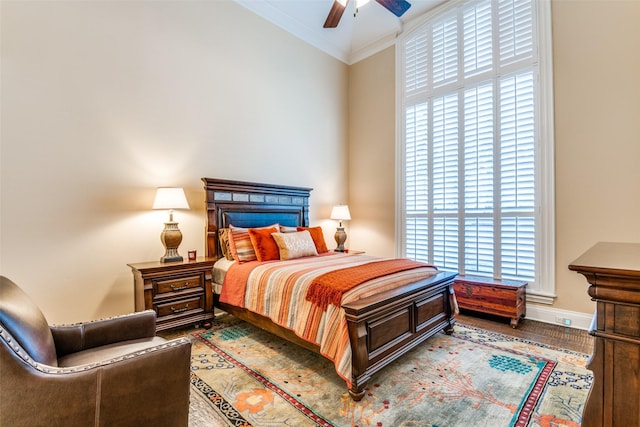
left=323, top=0, right=412, bottom=28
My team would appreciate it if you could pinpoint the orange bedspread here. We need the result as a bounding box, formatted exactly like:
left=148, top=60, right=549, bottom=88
left=219, top=252, right=440, bottom=386
left=306, top=258, right=430, bottom=309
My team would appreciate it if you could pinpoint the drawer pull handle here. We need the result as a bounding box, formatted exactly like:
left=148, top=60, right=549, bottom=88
left=170, top=283, right=189, bottom=291
left=170, top=304, right=189, bottom=313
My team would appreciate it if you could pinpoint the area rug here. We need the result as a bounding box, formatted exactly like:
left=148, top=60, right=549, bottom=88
left=189, top=316, right=591, bottom=427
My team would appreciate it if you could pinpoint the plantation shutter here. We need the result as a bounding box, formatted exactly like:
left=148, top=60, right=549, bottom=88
left=401, top=0, right=545, bottom=285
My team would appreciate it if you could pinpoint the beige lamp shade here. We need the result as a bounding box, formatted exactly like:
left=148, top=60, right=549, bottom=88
left=330, top=205, right=351, bottom=223
left=152, top=187, right=190, bottom=211
left=152, top=187, right=190, bottom=263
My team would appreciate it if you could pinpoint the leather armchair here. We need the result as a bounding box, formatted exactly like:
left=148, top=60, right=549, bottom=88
left=0, top=276, right=192, bottom=426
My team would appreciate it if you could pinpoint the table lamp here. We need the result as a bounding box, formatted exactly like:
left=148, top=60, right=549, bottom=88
left=152, top=187, right=190, bottom=262
left=330, top=204, right=351, bottom=252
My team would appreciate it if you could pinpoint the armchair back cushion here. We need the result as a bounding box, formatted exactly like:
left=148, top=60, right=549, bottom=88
left=0, top=276, right=57, bottom=366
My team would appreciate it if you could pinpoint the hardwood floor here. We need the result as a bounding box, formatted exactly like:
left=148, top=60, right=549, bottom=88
left=456, top=310, right=594, bottom=354
left=164, top=310, right=594, bottom=355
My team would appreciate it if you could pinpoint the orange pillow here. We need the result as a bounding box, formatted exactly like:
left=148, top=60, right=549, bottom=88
left=229, top=223, right=278, bottom=262
left=297, top=226, right=328, bottom=253
left=248, top=227, right=280, bottom=262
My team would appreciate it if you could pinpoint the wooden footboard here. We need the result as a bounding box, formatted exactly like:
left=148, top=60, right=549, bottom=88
left=218, top=270, right=457, bottom=401
left=342, top=270, right=457, bottom=400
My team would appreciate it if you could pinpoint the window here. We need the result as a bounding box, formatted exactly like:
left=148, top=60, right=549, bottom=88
left=397, top=0, right=555, bottom=300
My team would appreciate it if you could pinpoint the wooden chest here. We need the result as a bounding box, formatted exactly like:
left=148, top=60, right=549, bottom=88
left=453, top=275, right=527, bottom=328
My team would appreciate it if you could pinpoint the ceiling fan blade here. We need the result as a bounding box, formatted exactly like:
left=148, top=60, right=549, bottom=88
left=375, top=0, right=411, bottom=17
left=324, top=0, right=347, bottom=28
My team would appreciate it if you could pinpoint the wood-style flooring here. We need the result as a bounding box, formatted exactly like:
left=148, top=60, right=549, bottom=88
left=456, top=310, right=594, bottom=354
left=165, top=310, right=594, bottom=356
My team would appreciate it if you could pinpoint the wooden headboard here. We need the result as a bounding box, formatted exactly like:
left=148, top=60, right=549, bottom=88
left=202, top=178, right=313, bottom=259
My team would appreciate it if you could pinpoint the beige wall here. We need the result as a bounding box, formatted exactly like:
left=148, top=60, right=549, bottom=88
left=2, top=0, right=639, bottom=324
left=0, top=1, right=349, bottom=323
left=552, top=0, right=640, bottom=313
left=349, top=0, right=640, bottom=316
left=348, top=47, right=397, bottom=258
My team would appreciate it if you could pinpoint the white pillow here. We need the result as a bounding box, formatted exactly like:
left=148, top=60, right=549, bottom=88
left=271, top=230, right=319, bottom=260
left=279, top=225, right=299, bottom=233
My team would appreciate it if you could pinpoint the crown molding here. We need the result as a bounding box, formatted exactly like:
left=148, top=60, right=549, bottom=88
left=233, top=0, right=442, bottom=65
left=350, top=31, right=398, bottom=64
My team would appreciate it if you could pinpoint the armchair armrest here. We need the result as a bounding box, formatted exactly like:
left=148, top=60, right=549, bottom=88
left=51, top=310, right=157, bottom=358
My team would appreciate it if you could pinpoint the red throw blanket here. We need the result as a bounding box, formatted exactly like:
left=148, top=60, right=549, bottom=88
left=306, top=258, right=435, bottom=309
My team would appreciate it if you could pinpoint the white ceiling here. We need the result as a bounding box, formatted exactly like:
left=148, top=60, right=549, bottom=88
left=234, top=0, right=447, bottom=64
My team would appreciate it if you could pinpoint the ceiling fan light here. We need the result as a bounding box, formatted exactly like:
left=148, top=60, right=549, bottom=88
left=356, top=0, right=370, bottom=7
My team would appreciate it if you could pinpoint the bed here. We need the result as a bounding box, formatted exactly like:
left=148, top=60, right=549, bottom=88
left=202, top=177, right=458, bottom=401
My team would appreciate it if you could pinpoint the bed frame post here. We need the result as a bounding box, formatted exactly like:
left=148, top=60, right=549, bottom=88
left=347, top=320, right=370, bottom=401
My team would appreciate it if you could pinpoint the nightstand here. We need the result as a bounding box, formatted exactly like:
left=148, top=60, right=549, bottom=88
left=128, top=258, right=216, bottom=331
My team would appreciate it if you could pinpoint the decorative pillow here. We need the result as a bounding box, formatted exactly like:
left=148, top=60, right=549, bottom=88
left=271, top=231, right=319, bottom=260
left=279, top=225, right=298, bottom=233
left=297, top=226, right=329, bottom=253
left=218, top=228, right=234, bottom=261
left=229, top=224, right=279, bottom=263
left=248, top=227, right=280, bottom=262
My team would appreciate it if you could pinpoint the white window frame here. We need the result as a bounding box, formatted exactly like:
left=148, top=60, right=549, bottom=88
left=395, top=0, right=555, bottom=303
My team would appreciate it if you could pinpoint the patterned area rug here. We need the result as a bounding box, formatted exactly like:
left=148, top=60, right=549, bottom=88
left=188, top=316, right=591, bottom=427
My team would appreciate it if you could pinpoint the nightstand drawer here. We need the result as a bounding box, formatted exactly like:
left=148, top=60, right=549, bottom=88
left=128, top=258, right=216, bottom=331
left=154, top=274, right=203, bottom=295
left=156, top=295, right=205, bottom=318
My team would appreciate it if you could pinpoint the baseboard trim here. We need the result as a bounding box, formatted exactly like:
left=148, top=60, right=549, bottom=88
left=525, top=304, right=593, bottom=331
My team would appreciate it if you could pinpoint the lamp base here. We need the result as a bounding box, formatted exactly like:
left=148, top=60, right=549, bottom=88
left=160, top=221, right=184, bottom=263
left=160, top=253, right=184, bottom=263
left=334, top=227, right=347, bottom=252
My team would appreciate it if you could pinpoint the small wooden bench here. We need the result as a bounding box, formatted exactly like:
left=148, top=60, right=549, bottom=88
left=453, top=275, right=527, bottom=328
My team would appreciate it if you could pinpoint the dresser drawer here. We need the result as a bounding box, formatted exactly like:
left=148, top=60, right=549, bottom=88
left=153, top=273, right=203, bottom=296
left=156, top=295, right=205, bottom=318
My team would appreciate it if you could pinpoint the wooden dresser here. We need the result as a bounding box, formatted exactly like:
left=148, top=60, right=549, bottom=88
left=128, top=258, right=216, bottom=331
left=569, top=242, right=640, bottom=427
